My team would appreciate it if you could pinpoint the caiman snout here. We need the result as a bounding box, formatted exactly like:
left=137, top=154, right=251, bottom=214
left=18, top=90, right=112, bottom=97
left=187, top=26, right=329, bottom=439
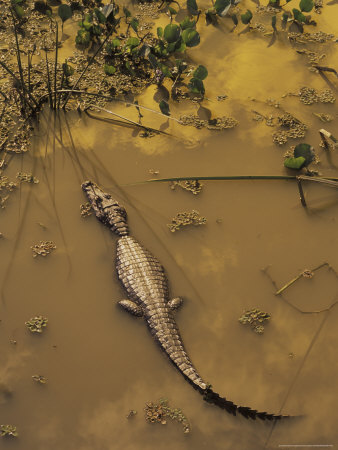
left=82, top=181, right=129, bottom=236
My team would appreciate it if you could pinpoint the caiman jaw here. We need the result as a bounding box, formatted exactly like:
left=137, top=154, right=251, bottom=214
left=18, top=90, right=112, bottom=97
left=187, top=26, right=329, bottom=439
left=81, top=181, right=129, bottom=236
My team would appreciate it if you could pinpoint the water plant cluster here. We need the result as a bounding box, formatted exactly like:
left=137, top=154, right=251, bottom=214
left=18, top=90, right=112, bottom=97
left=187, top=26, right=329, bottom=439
left=167, top=210, right=207, bottom=232
left=144, top=397, right=190, bottom=433
left=25, top=315, right=48, bottom=333
left=238, top=309, right=271, bottom=334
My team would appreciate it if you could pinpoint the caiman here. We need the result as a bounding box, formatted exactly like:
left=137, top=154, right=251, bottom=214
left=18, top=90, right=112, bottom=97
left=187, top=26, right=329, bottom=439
left=82, top=180, right=289, bottom=421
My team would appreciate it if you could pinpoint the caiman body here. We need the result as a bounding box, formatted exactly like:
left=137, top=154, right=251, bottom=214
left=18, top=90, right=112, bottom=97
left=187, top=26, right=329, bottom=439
left=82, top=180, right=289, bottom=421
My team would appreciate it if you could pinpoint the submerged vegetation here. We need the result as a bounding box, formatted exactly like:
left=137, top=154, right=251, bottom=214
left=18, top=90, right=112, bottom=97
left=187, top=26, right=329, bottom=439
left=238, top=309, right=271, bottom=334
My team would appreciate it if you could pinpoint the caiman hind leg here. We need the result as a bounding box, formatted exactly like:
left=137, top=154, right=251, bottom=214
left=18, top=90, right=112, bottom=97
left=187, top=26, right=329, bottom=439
left=118, top=299, right=143, bottom=317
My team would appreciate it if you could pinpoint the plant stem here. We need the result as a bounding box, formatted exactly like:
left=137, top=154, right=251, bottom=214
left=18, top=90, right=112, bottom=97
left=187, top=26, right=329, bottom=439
left=10, top=8, right=27, bottom=110
left=54, top=21, right=59, bottom=110
left=296, top=176, right=307, bottom=207
left=45, top=51, right=53, bottom=109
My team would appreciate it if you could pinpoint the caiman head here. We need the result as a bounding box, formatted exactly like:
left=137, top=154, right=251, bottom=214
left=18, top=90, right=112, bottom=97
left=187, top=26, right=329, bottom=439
left=82, top=181, right=129, bottom=236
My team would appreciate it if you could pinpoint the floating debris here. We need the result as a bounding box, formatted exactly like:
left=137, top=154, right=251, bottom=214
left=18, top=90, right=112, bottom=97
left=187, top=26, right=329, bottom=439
left=144, top=398, right=190, bottom=433
left=0, top=424, right=18, bottom=438
left=273, top=113, right=307, bottom=145
left=314, top=0, right=323, bottom=13
left=31, top=241, right=56, bottom=257
left=302, top=269, right=314, bottom=279
left=126, top=410, right=137, bottom=419
left=217, top=95, right=228, bottom=101
left=298, top=87, right=336, bottom=105
left=25, top=316, right=48, bottom=334
left=252, top=110, right=275, bottom=126
left=313, top=113, right=334, bottom=123
left=9, top=339, right=17, bottom=345
left=296, top=49, right=328, bottom=72
left=80, top=202, right=92, bottom=218
left=179, top=114, right=238, bottom=130
left=238, top=308, right=271, bottom=334
left=170, top=180, right=203, bottom=195
left=32, top=375, right=47, bottom=384
left=167, top=210, right=207, bottom=233
left=0, top=176, right=17, bottom=192
left=16, top=172, right=39, bottom=184
left=149, top=169, right=159, bottom=176
left=288, top=31, right=335, bottom=44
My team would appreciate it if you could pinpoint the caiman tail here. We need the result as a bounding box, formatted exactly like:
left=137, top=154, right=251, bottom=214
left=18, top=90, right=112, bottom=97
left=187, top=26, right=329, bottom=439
left=82, top=180, right=291, bottom=423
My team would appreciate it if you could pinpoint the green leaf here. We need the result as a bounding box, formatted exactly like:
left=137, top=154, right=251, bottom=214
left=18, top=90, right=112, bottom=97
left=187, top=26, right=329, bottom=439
left=292, top=8, right=306, bottom=22
left=294, top=143, right=315, bottom=167
left=126, top=37, right=140, bottom=48
left=82, top=20, right=93, bottom=31
left=58, top=4, right=72, bottom=23
left=14, top=5, right=25, bottom=19
left=176, top=42, right=186, bottom=53
left=125, top=61, right=135, bottom=76
left=182, top=29, right=200, bottom=47
left=180, top=17, right=196, bottom=30
left=75, top=29, right=91, bottom=46
left=130, top=18, right=139, bottom=33
left=123, top=6, right=131, bottom=18
left=193, top=65, right=208, bottom=80
left=188, top=77, right=205, bottom=95
left=62, top=63, right=74, bottom=77
left=164, top=24, right=181, bottom=43
left=168, top=6, right=177, bottom=15
left=160, top=64, right=172, bottom=78
left=284, top=156, right=306, bottom=170
left=241, top=10, right=253, bottom=24
left=167, top=42, right=177, bottom=53
left=148, top=53, right=159, bottom=69
left=205, top=10, right=217, bottom=26
left=214, top=0, right=231, bottom=17
left=104, top=64, right=116, bottom=75
left=187, top=0, right=199, bottom=15
left=231, top=14, right=238, bottom=26
left=159, top=100, right=170, bottom=116
left=92, top=24, right=102, bottom=35
left=271, top=15, right=277, bottom=30
left=299, top=0, right=314, bottom=11
left=94, top=7, right=106, bottom=23
left=282, top=12, right=289, bottom=22
left=157, top=27, right=163, bottom=38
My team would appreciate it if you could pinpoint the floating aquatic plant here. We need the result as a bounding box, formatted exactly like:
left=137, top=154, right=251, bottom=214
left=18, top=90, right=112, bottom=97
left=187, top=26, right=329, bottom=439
left=167, top=210, right=207, bottom=232
left=284, top=143, right=315, bottom=170
left=16, top=172, right=39, bottom=184
left=170, top=180, right=203, bottom=195
left=238, top=309, right=271, bottom=334
left=144, top=398, right=190, bottom=433
left=126, top=410, right=137, bottom=419
left=0, top=424, right=18, bottom=438
left=25, top=316, right=48, bottom=334
left=32, top=375, right=47, bottom=384
left=31, top=241, right=56, bottom=257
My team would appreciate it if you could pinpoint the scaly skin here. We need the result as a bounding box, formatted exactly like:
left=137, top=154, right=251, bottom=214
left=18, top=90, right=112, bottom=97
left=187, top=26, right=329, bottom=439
left=82, top=180, right=289, bottom=421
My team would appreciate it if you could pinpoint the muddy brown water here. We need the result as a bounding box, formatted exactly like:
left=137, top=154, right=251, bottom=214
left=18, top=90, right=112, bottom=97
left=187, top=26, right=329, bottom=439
left=1, top=3, right=338, bottom=450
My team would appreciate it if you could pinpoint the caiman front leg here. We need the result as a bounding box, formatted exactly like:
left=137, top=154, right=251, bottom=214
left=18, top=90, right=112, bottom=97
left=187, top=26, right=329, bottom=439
left=118, top=300, right=143, bottom=317
left=168, top=297, right=183, bottom=310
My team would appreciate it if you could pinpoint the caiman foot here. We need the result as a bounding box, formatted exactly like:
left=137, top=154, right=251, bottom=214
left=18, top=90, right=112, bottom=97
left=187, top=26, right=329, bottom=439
left=118, top=300, right=143, bottom=317
left=168, top=297, right=183, bottom=310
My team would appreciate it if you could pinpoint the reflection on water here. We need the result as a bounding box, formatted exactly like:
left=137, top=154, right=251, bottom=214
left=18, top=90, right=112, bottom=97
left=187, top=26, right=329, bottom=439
left=0, top=3, right=338, bottom=449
